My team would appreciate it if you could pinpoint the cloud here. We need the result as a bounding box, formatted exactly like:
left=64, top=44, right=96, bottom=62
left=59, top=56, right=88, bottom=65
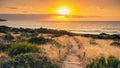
left=7, top=7, right=17, bottom=9
left=0, top=6, right=17, bottom=9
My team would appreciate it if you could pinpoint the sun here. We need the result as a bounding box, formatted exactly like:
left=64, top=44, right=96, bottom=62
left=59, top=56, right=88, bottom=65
left=57, top=7, right=70, bottom=15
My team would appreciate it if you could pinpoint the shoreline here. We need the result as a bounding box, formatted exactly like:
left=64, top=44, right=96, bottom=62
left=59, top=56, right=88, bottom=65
left=0, top=25, right=120, bottom=40
left=0, top=23, right=119, bottom=35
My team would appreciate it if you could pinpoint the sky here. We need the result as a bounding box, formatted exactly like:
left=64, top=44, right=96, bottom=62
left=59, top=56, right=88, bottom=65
left=0, top=0, right=120, bottom=21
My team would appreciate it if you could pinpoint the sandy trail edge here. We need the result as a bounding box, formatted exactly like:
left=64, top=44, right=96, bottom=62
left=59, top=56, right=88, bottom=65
left=61, top=36, right=82, bottom=68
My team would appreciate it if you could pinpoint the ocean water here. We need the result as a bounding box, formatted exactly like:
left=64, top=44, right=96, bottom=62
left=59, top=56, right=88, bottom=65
left=0, top=14, right=120, bottom=34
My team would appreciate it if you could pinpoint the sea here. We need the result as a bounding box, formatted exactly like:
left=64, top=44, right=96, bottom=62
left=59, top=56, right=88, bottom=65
left=0, top=14, right=120, bottom=34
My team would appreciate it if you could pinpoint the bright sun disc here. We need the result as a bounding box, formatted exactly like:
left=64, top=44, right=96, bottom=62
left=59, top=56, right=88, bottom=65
left=57, top=7, right=70, bottom=15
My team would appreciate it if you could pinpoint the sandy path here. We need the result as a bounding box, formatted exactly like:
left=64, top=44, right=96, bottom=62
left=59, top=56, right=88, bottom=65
left=61, top=37, right=82, bottom=68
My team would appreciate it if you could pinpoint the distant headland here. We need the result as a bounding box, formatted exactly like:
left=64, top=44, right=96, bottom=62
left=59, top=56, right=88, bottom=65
left=0, top=18, right=7, bottom=21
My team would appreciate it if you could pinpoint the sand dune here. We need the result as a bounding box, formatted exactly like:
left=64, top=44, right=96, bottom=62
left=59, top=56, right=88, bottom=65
left=44, top=35, right=120, bottom=68
left=1, top=33, right=119, bottom=68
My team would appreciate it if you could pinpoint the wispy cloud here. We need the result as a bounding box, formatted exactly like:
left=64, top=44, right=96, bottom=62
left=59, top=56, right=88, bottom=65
left=7, top=7, right=17, bottom=9
left=0, top=6, right=17, bottom=10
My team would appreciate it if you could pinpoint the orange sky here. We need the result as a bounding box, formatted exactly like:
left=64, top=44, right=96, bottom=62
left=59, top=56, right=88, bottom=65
left=0, top=0, right=120, bottom=21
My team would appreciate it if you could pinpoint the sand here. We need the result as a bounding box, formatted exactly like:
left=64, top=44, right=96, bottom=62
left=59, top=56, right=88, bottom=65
left=54, top=35, right=120, bottom=68
left=1, top=33, right=120, bottom=68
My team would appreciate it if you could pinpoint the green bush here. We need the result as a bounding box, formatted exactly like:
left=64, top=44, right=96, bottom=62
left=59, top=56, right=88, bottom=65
left=107, top=56, right=120, bottom=68
left=111, top=41, right=120, bottom=47
left=3, top=34, right=14, bottom=41
left=86, top=56, right=120, bottom=68
left=0, top=44, right=10, bottom=52
left=28, top=37, right=62, bottom=48
left=1, top=53, right=59, bottom=68
left=1, top=53, right=33, bottom=68
left=0, top=26, right=73, bottom=36
left=28, top=37, right=49, bottom=44
left=81, top=34, right=120, bottom=40
left=7, top=42, right=39, bottom=57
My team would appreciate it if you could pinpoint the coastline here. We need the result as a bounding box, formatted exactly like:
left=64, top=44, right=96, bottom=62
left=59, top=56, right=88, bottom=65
left=0, top=19, right=7, bottom=21
left=0, top=20, right=120, bottom=35
left=0, top=25, right=120, bottom=68
left=0, top=25, right=120, bottom=40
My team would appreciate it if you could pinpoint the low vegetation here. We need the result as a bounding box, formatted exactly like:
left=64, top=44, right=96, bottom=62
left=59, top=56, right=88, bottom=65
left=0, top=26, right=74, bottom=36
left=3, top=34, right=14, bottom=41
left=0, top=28, right=61, bottom=68
left=0, top=41, right=59, bottom=68
left=28, top=36, right=62, bottom=48
left=81, top=33, right=120, bottom=40
left=0, top=44, right=10, bottom=52
left=1, top=53, right=59, bottom=68
left=111, top=41, right=120, bottom=47
left=7, top=42, right=39, bottom=57
left=28, top=36, right=49, bottom=44
left=86, top=56, right=120, bottom=68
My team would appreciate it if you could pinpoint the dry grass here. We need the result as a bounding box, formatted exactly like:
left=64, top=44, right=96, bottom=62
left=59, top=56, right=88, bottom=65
left=39, top=35, right=73, bottom=62
left=40, top=44, right=69, bottom=62
left=0, top=53, right=9, bottom=63
left=75, top=36, right=120, bottom=66
left=39, top=35, right=120, bottom=67
left=0, top=34, right=120, bottom=68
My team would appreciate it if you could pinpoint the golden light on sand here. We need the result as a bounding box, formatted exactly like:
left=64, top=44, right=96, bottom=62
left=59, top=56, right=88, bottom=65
left=57, top=7, right=70, bottom=15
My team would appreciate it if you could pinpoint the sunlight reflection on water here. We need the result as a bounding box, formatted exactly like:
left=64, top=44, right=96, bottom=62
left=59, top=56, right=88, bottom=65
left=0, top=21, right=120, bottom=34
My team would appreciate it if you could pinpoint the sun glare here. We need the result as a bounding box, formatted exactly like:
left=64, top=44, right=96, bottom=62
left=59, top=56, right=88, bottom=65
left=57, top=7, right=70, bottom=15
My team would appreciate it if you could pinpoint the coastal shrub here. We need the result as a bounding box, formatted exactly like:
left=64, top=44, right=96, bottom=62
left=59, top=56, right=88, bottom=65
left=7, top=42, right=39, bottom=57
left=28, top=36, right=62, bottom=48
left=107, top=56, right=120, bottom=68
left=0, top=26, right=73, bottom=36
left=1, top=53, right=33, bottom=68
left=111, top=41, right=120, bottom=47
left=20, top=32, right=29, bottom=37
left=30, top=32, right=38, bottom=37
left=86, top=56, right=120, bottom=68
left=3, top=34, right=14, bottom=41
left=81, top=34, right=120, bottom=40
left=86, top=56, right=106, bottom=68
left=0, top=44, right=10, bottom=52
left=35, top=28, right=72, bottom=36
left=0, top=26, right=10, bottom=33
left=28, top=36, right=49, bottom=44
left=1, top=53, right=59, bottom=68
